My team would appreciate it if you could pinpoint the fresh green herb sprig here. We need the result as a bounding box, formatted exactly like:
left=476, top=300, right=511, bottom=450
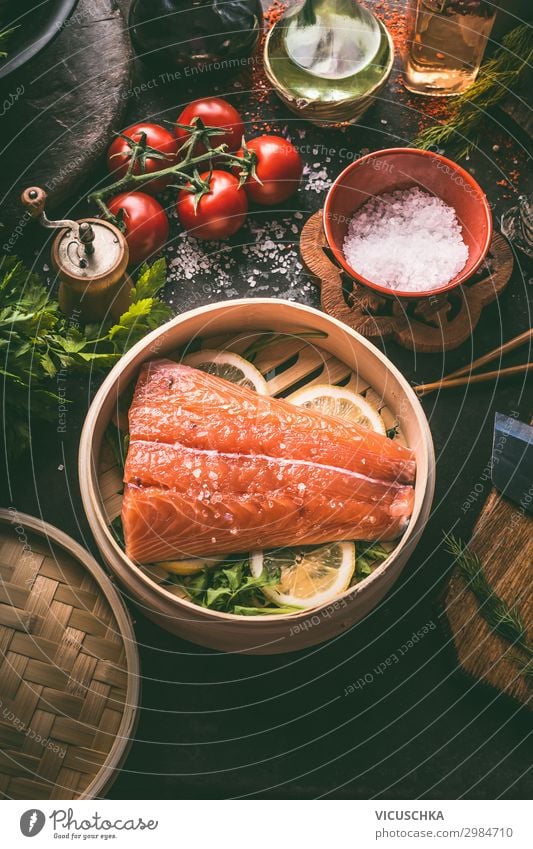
left=0, top=255, right=170, bottom=460
left=356, top=542, right=389, bottom=580
left=445, top=533, right=533, bottom=681
left=171, top=559, right=300, bottom=615
left=412, top=23, right=533, bottom=158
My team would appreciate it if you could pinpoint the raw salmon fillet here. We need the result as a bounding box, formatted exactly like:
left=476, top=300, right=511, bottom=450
left=128, top=360, right=415, bottom=484
left=122, top=360, right=416, bottom=563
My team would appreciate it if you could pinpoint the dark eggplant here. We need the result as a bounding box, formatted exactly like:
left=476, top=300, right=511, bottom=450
left=129, top=0, right=263, bottom=77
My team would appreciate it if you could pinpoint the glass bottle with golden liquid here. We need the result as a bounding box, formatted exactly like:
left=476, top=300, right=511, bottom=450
left=404, top=0, right=497, bottom=96
left=264, top=0, right=393, bottom=124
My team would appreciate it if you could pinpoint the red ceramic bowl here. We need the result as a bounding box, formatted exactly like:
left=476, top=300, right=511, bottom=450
left=323, top=148, right=493, bottom=300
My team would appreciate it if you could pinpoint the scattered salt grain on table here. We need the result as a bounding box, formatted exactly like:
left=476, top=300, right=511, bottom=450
left=343, top=187, right=468, bottom=292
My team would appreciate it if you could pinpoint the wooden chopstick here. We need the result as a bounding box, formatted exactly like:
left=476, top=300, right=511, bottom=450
left=415, top=363, right=533, bottom=396
left=443, top=328, right=533, bottom=381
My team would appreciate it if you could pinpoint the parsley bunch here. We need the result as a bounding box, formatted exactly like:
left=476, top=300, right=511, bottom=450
left=0, top=255, right=170, bottom=459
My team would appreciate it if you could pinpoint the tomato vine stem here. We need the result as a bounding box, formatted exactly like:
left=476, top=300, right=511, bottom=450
left=88, top=121, right=251, bottom=226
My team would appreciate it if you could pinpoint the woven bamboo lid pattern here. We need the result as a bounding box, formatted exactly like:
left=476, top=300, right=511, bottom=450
left=0, top=510, right=139, bottom=800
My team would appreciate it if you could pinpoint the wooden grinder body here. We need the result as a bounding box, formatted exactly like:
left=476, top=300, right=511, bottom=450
left=21, top=188, right=133, bottom=324
left=51, top=218, right=132, bottom=324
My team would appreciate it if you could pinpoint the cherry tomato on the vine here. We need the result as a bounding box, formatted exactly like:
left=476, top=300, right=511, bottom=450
left=175, top=98, right=244, bottom=157
left=235, top=135, right=303, bottom=206
left=107, top=123, right=177, bottom=195
left=176, top=171, right=248, bottom=241
left=108, top=192, right=169, bottom=265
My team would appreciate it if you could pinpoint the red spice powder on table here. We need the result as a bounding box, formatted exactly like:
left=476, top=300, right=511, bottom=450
left=241, top=0, right=287, bottom=130
left=373, top=0, right=407, bottom=53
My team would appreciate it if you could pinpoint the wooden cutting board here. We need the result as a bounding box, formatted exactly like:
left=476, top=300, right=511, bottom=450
left=445, top=482, right=532, bottom=707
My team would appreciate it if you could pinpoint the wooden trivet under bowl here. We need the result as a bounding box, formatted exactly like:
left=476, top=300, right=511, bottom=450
left=0, top=511, right=139, bottom=800
left=300, top=210, right=514, bottom=353
left=445, top=488, right=532, bottom=708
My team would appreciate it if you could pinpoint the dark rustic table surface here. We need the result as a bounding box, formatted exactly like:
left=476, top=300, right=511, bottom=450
left=1, top=0, right=532, bottom=800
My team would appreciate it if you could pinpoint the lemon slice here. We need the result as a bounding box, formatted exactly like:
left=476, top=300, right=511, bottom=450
left=250, top=542, right=356, bottom=609
left=155, top=556, right=223, bottom=576
left=182, top=349, right=269, bottom=394
left=288, top=384, right=386, bottom=434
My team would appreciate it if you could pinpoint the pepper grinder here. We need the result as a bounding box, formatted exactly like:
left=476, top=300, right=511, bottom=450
left=21, top=187, right=132, bottom=324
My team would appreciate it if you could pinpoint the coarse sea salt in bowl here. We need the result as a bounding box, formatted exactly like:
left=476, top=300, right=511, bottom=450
left=323, top=148, right=493, bottom=300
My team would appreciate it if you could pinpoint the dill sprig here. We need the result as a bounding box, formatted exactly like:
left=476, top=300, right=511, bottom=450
left=444, top=533, right=533, bottom=682
left=413, top=24, right=533, bottom=158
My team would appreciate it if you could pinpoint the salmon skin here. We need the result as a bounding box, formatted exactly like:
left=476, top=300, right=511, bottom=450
left=122, top=360, right=416, bottom=563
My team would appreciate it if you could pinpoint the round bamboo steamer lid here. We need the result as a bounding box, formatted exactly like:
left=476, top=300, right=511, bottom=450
left=79, top=299, right=435, bottom=654
left=0, top=510, right=139, bottom=799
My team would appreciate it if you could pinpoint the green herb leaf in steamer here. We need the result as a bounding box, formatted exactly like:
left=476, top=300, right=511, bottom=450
left=21, top=186, right=132, bottom=324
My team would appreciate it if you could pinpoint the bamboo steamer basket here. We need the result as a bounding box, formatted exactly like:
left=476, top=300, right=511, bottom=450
left=0, top=510, right=139, bottom=799
left=79, top=300, right=435, bottom=654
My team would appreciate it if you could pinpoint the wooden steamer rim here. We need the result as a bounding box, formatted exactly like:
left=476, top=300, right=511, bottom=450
left=0, top=510, right=140, bottom=799
left=78, top=298, right=435, bottom=653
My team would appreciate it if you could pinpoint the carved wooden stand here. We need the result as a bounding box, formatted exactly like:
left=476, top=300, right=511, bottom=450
left=300, top=210, right=514, bottom=352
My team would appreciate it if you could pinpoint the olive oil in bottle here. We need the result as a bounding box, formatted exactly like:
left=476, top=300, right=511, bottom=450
left=264, top=0, right=393, bottom=124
